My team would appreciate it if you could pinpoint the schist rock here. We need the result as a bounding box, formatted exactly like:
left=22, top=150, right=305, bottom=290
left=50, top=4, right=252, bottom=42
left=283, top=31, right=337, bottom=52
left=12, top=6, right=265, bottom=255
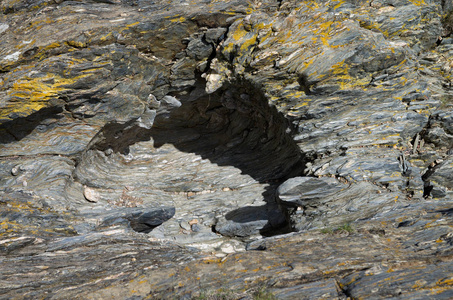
left=1, top=0, right=453, bottom=298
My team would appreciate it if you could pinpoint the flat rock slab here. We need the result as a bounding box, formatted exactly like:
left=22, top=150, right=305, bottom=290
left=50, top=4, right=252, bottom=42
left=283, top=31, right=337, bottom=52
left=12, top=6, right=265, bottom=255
left=277, top=176, right=347, bottom=205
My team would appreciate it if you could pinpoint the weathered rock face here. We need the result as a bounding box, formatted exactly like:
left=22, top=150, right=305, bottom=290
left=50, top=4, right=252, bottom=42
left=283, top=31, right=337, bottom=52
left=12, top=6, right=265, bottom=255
left=1, top=0, right=453, bottom=298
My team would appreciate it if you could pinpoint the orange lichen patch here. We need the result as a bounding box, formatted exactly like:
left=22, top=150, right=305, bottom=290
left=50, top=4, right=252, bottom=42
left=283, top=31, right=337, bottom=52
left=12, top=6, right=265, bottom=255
left=424, top=214, right=443, bottom=228
left=201, top=256, right=226, bottom=266
left=170, top=16, right=186, bottom=23
left=15, top=40, right=37, bottom=50
left=41, top=42, right=61, bottom=51
left=66, top=40, right=86, bottom=48
left=0, top=219, right=16, bottom=231
left=323, top=269, right=338, bottom=275
left=239, top=34, right=257, bottom=52
left=436, top=278, right=453, bottom=286
left=1, top=72, right=89, bottom=122
left=126, top=21, right=140, bottom=28
left=294, top=0, right=320, bottom=11
left=28, top=17, right=53, bottom=31
left=227, top=23, right=247, bottom=41
left=408, top=0, right=427, bottom=6
left=328, top=60, right=371, bottom=89
left=100, top=32, right=113, bottom=42
left=223, top=18, right=274, bottom=57
left=412, top=277, right=453, bottom=295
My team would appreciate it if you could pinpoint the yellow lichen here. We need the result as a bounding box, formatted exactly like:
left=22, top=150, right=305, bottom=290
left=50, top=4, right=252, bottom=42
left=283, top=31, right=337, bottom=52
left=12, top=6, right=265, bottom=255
left=126, top=21, right=140, bottom=28
left=100, top=32, right=113, bottom=42
left=240, top=34, right=257, bottom=52
left=66, top=41, right=86, bottom=48
left=170, top=17, right=185, bottom=23
left=1, top=73, right=89, bottom=121
left=408, top=0, right=427, bottom=6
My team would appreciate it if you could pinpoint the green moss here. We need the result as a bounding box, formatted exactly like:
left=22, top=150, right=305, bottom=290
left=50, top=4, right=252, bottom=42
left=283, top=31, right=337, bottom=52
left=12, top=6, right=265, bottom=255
left=253, top=286, right=277, bottom=300
left=337, top=223, right=354, bottom=233
left=320, top=227, right=334, bottom=234
left=321, top=223, right=355, bottom=235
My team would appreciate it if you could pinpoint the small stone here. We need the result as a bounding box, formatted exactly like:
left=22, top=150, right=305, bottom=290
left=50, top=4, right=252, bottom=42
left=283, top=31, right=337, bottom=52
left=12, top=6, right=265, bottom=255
left=220, top=243, right=235, bottom=254
left=83, top=186, right=100, bottom=202
left=191, top=224, right=201, bottom=232
left=0, top=23, right=9, bottom=35
left=11, top=166, right=20, bottom=176
left=179, top=220, right=191, bottom=231
left=161, top=95, right=182, bottom=108
left=188, top=219, right=198, bottom=226
left=205, top=73, right=223, bottom=94
left=104, top=148, right=113, bottom=156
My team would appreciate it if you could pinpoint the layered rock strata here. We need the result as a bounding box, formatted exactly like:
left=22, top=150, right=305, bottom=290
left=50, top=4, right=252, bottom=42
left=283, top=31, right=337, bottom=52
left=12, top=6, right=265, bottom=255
left=1, top=0, right=453, bottom=298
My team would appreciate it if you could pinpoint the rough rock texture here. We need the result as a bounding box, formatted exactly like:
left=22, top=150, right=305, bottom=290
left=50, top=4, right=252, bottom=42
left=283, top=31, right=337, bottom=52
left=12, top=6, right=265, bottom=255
left=1, top=0, right=453, bottom=298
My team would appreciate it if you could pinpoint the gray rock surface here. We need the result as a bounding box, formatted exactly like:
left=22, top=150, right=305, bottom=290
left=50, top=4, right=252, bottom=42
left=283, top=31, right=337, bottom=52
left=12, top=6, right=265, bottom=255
left=1, top=0, right=453, bottom=298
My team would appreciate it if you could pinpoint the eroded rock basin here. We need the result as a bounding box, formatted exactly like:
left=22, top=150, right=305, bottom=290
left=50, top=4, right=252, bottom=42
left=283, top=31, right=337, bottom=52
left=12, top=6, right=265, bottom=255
left=72, top=82, right=304, bottom=244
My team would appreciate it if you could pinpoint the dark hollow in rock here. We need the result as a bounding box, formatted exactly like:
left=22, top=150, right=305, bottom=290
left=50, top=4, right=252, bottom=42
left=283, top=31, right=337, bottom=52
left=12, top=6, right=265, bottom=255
left=0, top=106, right=64, bottom=144
left=127, top=207, right=176, bottom=233
left=74, top=78, right=306, bottom=238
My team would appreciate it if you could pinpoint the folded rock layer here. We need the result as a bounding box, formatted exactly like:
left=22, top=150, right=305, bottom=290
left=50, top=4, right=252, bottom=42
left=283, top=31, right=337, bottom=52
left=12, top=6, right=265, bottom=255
left=1, top=0, right=453, bottom=298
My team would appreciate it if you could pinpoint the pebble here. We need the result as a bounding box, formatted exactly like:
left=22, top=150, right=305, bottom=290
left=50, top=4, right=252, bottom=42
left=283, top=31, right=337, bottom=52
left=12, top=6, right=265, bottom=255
left=220, top=243, right=235, bottom=254
left=83, top=186, right=100, bottom=202
left=191, top=224, right=201, bottom=232
left=11, top=166, right=19, bottom=176
left=188, top=219, right=198, bottom=226
left=179, top=220, right=191, bottom=231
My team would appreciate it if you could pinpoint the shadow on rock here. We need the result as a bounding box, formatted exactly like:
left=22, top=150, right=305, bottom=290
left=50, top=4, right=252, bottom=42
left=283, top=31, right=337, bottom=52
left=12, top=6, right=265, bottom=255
left=0, top=106, right=64, bottom=144
left=85, top=81, right=305, bottom=238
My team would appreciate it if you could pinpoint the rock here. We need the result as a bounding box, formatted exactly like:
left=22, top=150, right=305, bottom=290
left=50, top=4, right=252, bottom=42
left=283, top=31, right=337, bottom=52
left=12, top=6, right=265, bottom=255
left=1, top=0, right=453, bottom=298
left=278, top=177, right=401, bottom=231
left=277, top=177, right=347, bottom=206
left=160, top=95, right=182, bottom=110
left=10, top=166, right=19, bottom=176
left=136, top=107, right=156, bottom=129
left=188, top=219, right=198, bottom=226
left=423, top=109, right=453, bottom=148
left=205, top=27, right=227, bottom=44
left=83, top=186, right=100, bottom=203
left=215, top=205, right=272, bottom=237
left=186, top=37, right=213, bottom=60
left=127, top=207, right=176, bottom=233
left=424, top=156, right=453, bottom=198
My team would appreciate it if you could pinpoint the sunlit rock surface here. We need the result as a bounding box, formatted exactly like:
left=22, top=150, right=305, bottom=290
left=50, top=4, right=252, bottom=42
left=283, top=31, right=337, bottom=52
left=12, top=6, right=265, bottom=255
left=1, top=0, right=453, bottom=298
